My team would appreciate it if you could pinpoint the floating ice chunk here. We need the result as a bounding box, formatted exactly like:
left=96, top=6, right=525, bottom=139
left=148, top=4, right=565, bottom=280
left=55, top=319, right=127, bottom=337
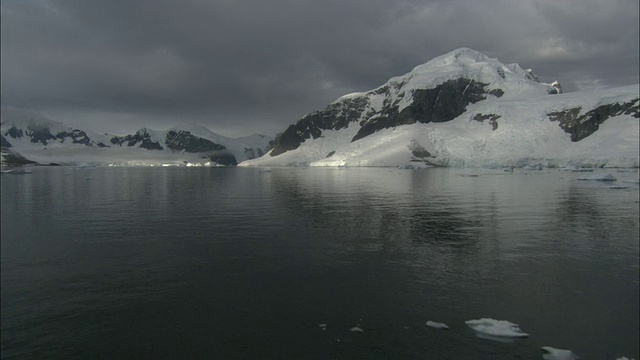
left=465, top=318, right=528, bottom=339
left=350, top=326, right=364, bottom=333
left=541, top=346, right=579, bottom=360
left=1, top=169, right=32, bottom=175
left=606, top=185, right=629, bottom=189
left=577, top=173, right=617, bottom=181
left=560, top=166, right=593, bottom=172
left=615, top=357, right=636, bottom=360
left=523, top=164, right=543, bottom=170
left=318, top=324, right=327, bottom=330
left=426, top=320, right=449, bottom=329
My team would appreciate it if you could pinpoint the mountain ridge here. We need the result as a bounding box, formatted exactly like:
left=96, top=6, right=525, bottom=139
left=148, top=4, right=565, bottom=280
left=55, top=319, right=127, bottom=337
left=1, top=107, right=273, bottom=166
left=241, top=48, right=639, bottom=168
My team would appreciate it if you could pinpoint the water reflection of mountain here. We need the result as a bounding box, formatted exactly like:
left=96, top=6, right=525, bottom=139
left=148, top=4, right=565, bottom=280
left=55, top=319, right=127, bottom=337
left=268, top=168, right=484, bottom=254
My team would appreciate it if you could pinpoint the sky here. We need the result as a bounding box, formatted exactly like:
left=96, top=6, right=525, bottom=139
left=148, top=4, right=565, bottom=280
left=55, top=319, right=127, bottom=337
left=1, top=0, right=638, bottom=138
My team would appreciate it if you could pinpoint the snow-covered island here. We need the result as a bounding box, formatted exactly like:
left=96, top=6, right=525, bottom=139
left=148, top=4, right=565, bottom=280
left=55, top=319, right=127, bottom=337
left=240, top=48, right=639, bottom=169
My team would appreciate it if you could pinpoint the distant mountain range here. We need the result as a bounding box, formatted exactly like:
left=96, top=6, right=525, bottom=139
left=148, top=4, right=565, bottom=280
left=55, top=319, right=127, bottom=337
left=0, top=107, right=273, bottom=166
left=240, top=48, right=639, bottom=168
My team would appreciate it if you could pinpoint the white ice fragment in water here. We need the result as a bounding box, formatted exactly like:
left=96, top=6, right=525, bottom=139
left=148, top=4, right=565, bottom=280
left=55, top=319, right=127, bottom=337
left=560, top=166, right=593, bottom=172
left=319, top=324, right=327, bottom=330
left=541, top=346, right=579, bottom=360
left=465, top=318, right=528, bottom=339
left=350, top=326, right=364, bottom=332
left=577, top=173, right=617, bottom=181
left=616, top=357, right=636, bottom=360
left=426, top=320, right=449, bottom=329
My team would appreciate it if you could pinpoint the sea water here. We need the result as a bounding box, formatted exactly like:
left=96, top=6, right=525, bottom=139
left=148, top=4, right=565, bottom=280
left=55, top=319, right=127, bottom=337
left=1, top=167, right=638, bottom=359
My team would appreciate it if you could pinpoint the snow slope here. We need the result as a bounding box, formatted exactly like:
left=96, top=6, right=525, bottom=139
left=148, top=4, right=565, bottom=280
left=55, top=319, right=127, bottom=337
left=1, top=107, right=272, bottom=166
left=241, top=48, right=638, bottom=168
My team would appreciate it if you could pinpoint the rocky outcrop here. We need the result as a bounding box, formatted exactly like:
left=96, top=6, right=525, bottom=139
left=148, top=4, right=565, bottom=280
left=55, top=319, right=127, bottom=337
left=353, top=79, right=499, bottom=141
left=4, top=126, right=23, bottom=140
left=24, top=124, right=57, bottom=145
left=165, top=130, right=226, bottom=153
left=270, top=78, right=505, bottom=156
left=548, top=81, right=563, bottom=95
left=110, top=129, right=164, bottom=150
left=1, top=134, right=12, bottom=148
left=548, top=98, right=639, bottom=141
left=207, top=152, right=237, bottom=166
left=271, top=96, right=368, bottom=156
left=56, top=129, right=108, bottom=147
left=4, top=124, right=108, bottom=148
left=0, top=148, right=37, bottom=166
left=473, top=113, right=501, bottom=130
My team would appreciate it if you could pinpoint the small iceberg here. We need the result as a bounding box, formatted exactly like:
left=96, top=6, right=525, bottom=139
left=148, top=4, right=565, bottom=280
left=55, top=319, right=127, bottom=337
left=349, top=326, right=364, bottom=333
left=577, top=173, right=617, bottom=181
left=541, top=346, right=579, bottom=360
left=465, top=318, right=528, bottom=340
left=318, top=324, right=327, bottom=331
left=426, top=320, right=449, bottom=329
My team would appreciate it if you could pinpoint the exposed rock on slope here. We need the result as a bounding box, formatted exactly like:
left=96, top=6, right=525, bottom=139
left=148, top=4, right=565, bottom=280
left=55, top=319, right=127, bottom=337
left=242, top=48, right=639, bottom=168
left=1, top=107, right=272, bottom=166
left=548, top=99, right=639, bottom=141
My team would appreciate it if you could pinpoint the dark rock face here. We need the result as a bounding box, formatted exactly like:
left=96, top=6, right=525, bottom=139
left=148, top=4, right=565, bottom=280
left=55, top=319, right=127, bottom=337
left=270, top=78, right=503, bottom=156
left=0, top=148, right=37, bottom=165
left=207, top=152, right=237, bottom=166
left=548, top=99, right=639, bottom=141
left=473, top=113, right=501, bottom=130
left=25, top=124, right=57, bottom=145
left=165, top=130, right=225, bottom=153
left=4, top=124, right=108, bottom=148
left=56, top=129, right=92, bottom=145
left=1, top=134, right=12, bottom=148
left=271, top=96, right=368, bottom=156
left=5, top=126, right=23, bottom=139
left=408, top=139, right=432, bottom=158
left=352, top=79, right=496, bottom=141
left=111, top=129, right=164, bottom=150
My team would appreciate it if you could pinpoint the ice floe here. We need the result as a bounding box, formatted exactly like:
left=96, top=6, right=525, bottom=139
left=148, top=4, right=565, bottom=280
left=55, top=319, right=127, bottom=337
left=318, top=324, right=327, bottom=330
left=349, top=326, right=364, bottom=333
left=465, top=318, right=528, bottom=340
left=426, top=320, right=449, bottom=329
left=560, top=166, right=594, bottom=172
left=541, top=346, right=579, bottom=360
left=577, top=173, right=617, bottom=181
left=1, top=169, right=32, bottom=175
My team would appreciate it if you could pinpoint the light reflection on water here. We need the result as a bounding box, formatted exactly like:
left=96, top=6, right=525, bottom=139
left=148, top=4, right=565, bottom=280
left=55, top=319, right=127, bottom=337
left=1, top=166, right=638, bottom=359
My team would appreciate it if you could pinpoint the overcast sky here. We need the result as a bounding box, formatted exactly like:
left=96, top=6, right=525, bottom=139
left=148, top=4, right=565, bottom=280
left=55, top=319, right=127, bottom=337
left=1, top=0, right=638, bottom=137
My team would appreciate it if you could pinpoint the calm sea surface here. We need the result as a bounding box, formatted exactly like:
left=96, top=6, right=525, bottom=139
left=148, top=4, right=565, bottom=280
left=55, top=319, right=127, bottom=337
left=1, top=167, right=638, bottom=359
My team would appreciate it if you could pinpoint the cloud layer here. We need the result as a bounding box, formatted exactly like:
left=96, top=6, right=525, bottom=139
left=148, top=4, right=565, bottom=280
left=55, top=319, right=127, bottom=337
left=2, top=0, right=638, bottom=136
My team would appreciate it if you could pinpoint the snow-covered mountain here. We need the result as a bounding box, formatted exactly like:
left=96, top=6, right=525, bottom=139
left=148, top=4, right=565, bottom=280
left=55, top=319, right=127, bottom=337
left=240, top=48, right=639, bottom=168
left=0, top=107, right=273, bottom=166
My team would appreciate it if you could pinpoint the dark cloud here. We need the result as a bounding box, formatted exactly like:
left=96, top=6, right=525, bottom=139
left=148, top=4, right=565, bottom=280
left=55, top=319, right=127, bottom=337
left=1, top=0, right=638, bottom=137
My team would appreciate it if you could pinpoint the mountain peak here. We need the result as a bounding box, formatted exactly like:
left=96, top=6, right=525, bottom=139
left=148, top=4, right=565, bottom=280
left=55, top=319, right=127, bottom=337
left=428, top=47, right=493, bottom=65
